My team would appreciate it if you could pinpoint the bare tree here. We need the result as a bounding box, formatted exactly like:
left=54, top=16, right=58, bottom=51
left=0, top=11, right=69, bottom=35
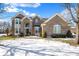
left=64, top=3, right=79, bottom=44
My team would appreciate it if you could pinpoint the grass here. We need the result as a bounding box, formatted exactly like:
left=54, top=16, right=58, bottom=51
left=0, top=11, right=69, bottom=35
left=0, top=36, right=79, bottom=46
left=47, top=38, right=79, bottom=46
left=0, top=36, right=16, bottom=40
left=60, top=39, right=79, bottom=46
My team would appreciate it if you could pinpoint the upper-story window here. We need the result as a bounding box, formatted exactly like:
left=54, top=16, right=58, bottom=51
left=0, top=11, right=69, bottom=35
left=53, top=24, right=61, bottom=34
left=35, top=19, right=38, bottom=23
left=15, top=18, right=21, bottom=24
left=25, top=23, right=29, bottom=27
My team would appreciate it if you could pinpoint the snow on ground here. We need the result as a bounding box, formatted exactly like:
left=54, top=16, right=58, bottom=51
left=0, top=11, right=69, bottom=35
left=0, top=38, right=79, bottom=56
left=0, top=34, right=6, bottom=36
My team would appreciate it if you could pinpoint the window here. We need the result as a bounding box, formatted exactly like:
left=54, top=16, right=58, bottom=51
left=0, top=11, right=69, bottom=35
left=19, top=21, right=21, bottom=24
left=16, top=21, right=18, bottom=24
left=15, top=18, right=21, bottom=34
left=15, top=28, right=20, bottom=33
left=25, top=23, right=29, bottom=27
left=53, top=24, right=61, bottom=34
left=15, top=18, right=21, bottom=24
left=16, top=28, right=18, bottom=33
left=35, top=19, right=38, bottom=23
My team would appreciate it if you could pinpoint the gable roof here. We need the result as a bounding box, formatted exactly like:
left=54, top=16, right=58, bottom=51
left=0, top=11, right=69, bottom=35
left=42, top=13, right=67, bottom=24
left=22, top=16, right=32, bottom=21
left=14, top=13, right=25, bottom=19
left=12, top=12, right=32, bottom=21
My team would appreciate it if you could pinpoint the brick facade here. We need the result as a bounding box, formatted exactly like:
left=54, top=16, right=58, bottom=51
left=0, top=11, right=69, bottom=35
left=11, top=13, right=76, bottom=36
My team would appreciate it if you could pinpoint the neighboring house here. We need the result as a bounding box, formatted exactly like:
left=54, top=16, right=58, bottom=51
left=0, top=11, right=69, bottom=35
left=11, top=13, right=76, bottom=37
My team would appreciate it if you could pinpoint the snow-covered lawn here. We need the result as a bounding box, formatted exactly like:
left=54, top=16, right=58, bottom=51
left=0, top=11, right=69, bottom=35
left=0, top=34, right=6, bottom=36
left=0, top=38, right=79, bottom=56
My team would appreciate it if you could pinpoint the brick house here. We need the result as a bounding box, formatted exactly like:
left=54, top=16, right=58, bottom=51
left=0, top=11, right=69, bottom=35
left=11, top=13, right=76, bottom=37
left=41, top=14, right=71, bottom=36
left=11, top=13, right=44, bottom=36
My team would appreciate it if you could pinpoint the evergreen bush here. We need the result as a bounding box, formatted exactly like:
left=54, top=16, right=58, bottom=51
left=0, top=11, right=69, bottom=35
left=66, top=30, right=73, bottom=38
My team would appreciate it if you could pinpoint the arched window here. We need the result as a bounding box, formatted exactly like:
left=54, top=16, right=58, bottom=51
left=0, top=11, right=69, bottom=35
left=53, top=24, right=61, bottom=34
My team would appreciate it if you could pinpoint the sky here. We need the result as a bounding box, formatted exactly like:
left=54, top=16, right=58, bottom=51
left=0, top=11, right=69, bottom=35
left=0, top=3, right=65, bottom=21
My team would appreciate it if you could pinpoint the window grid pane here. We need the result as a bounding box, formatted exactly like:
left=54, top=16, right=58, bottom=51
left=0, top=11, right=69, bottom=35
left=53, top=24, right=61, bottom=34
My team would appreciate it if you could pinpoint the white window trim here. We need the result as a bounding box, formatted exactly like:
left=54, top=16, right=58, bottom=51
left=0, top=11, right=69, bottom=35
left=53, top=24, right=61, bottom=34
left=15, top=18, right=20, bottom=35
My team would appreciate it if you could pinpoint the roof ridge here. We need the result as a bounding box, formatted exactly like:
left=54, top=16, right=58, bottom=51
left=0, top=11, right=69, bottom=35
left=42, top=13, right=67, bottom=24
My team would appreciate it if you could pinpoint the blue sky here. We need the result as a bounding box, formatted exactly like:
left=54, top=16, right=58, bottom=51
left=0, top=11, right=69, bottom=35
left=0, top=3, right=65, bottom=21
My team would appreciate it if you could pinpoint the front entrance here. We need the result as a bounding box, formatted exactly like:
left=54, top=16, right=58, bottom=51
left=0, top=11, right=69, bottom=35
left=24, top=23, right=31, bottom=36
left=34, top=26, right=40, bottom=36
left=26, top=29, right=30, bottom=36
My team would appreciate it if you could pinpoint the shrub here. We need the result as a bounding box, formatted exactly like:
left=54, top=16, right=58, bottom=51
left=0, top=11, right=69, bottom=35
left=39, top=27, right=42, bottom=37
left=19, top=32, right=24, bottom=37
left=5, top=28, right=9, bottom=36
left=66, top=30, right=73, bottom=38
left=51, top=34, right=66, bottom=38
left=42, top=32, right=47, bottom=38
left=39, top=30, right=42, bottom=37
left=40, top=32, right=42, bottom=37
left=9, top=34, right=13, bottom=36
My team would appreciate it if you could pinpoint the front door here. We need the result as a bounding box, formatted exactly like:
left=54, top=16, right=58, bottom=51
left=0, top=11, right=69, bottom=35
left=25, top=23, right=30, bottom=36
left=34, top=26, right=40, bottom=36
left=26, top=29, right=29, bottom=36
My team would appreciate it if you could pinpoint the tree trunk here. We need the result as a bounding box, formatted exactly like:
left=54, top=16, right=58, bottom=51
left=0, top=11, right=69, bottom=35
left=7, top=33, right=8, bottom=36
left=77, top=22, right=79, bottom=44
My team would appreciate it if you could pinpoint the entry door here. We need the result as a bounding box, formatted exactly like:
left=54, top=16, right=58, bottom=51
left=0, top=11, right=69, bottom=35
left=26, top=29, right=29, bottom=35
left=25, top=23, right=30, bottom=35
left=34, top=26, right=40, bottom=36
